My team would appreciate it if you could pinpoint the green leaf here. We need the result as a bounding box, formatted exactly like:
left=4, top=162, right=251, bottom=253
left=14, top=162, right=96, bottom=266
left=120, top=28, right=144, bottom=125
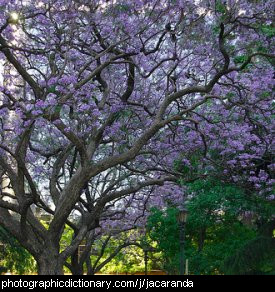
left=48, top=85, right=57, bottom=93
left=234, top=55, right=249, bottom=64
left=260, top=25, right=275, bottom=38
left=216, top=1, right=226, bottom=14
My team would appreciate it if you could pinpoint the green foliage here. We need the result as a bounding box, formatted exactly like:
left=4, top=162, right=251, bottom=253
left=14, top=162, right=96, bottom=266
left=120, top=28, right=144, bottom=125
left=224, top=234, right=275, bottom=275
left=0, top=227, right=35, bottom=274
left=146, top=179, right=274, bottom=275
left=95, top=232, right=155, bottom=275
left=60, top=224, right=74, bottom=250
left=185, top=222, right=257, bottom=275
left=234, top=55, right=248, bottom=64
left=100, top=244, right=146, bottom=275
left=226, top=92, right=235, bottom=98
left=257, top=44, right=269, bottom=53
left=260, top=25, right=275, bottom=38
left=116, top=4, right=131, bottom=13
left=260, top=91, right=271, bottom=99
left=173, top=159, right=189, bottom=175
left=48, top=86, right=56, bottom=93
left=215, top=0, right=227, bottom=14
left=0, top=266, right=8, bottom=275
left=147, top=207, right=181, bottom=274
left=176, top=153, right=205, bottom=184
left=212, top=25, right=221, bottom=35
left=185, top=179, right=274, bottom=274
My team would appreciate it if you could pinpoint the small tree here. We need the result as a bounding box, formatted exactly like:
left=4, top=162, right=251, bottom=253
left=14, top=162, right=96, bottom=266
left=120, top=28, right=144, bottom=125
left=147, top=179, right=274, bottom=275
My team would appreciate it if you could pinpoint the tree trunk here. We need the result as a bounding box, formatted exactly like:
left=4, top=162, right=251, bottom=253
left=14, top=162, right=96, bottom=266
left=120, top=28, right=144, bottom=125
left=198, top=228, right=206, bottom=253
left=69, top=248, right=84, bottom=275
left=86, top=261, right=95, bottom=275
left=87, top=269, right=95, bottom=275
left=70, top=260, right=83, bottom=275
left=36, top=244, right=64, bottom=275
left=70, top=266, right=83, bottom=275
left=37, top=258, right=64, bottom=275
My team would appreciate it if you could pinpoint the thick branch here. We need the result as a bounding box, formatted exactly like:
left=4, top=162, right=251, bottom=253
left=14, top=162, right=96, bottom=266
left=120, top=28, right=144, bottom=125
left=0, top=35, right=42, bottom=98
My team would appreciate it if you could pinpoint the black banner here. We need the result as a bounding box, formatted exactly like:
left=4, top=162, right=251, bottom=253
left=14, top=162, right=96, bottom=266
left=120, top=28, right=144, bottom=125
left=0, top=275, right=272, bottom=290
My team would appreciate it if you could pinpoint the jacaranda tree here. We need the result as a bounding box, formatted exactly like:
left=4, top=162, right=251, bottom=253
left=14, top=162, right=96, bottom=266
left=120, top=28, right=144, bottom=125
left=0, top=0, right=274, bottom=274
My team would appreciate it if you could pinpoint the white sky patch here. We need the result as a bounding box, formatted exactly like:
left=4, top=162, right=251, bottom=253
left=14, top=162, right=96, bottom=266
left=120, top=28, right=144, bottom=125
left=238, top=9, right=246, bottom=16
left=197, top=7, right=206, bottom=16
left=9, top=11, right=19, bottom=23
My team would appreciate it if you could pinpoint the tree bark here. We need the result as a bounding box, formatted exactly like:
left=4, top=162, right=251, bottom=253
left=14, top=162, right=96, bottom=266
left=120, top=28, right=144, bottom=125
left=37, top=258, right=64, bottom=275
left=70, top=250, right=84, bottom=275
left=198, top=228, right=206, bottom=253
left=36, top=243, right=64, bottom=275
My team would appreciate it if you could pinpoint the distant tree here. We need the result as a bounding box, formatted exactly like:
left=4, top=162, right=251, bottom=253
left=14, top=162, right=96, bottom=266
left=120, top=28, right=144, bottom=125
left=147, top=207, right=180, bottom=274
left=224, top=221, right=275, bottom=275
left=147, top=179, right=275, bottom=275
